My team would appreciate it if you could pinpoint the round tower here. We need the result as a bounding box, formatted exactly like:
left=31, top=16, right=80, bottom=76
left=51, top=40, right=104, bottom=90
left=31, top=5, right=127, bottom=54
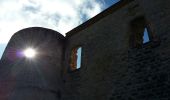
left=0, top=27, right=65, bottom=100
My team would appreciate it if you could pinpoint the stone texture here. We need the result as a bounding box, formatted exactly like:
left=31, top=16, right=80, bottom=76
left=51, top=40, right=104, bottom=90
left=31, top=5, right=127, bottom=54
left=0, top=27, right=65, bottom=100
left=1, top=0, right=170, bottom=100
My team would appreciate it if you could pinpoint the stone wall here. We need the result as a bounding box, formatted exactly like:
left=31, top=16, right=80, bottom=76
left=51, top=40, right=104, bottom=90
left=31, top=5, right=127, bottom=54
left=63, top=0, right=170, bottom=100
left=0, top=27, right=65, bottom=100
left=1, top=0, right=170, bottom=100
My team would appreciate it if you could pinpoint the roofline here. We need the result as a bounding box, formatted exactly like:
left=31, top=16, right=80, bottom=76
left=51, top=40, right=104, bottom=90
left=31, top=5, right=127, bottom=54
left=66, top=0, right=134, bottom=37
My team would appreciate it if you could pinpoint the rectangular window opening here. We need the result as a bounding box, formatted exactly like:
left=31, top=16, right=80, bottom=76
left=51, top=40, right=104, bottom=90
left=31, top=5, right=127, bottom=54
left=70, top=47, right=82, bottom=71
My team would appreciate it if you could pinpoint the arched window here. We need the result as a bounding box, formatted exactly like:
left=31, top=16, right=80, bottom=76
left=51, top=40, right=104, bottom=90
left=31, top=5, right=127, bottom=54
left=130, top=17, right=151, bottom=48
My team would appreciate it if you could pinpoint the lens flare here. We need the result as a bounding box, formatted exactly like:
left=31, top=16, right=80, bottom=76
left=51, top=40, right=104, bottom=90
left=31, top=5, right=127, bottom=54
left=23, top=48, right=36, bottom=58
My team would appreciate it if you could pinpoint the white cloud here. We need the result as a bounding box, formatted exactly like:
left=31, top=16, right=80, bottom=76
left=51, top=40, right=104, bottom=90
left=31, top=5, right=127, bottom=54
left=0, top=0, right=103, bottom=44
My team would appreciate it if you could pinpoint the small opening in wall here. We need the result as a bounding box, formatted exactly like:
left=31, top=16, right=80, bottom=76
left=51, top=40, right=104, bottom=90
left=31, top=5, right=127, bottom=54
left=143, top=28, right=150, bottom=43
left=70, top=47, right=82, bottom=71
left=130, top=17, right=151, bottom=48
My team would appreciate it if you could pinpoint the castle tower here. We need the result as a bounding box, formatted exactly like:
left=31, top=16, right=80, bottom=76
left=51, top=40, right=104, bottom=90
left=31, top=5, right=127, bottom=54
left=0, top=27, right=65, bottom=100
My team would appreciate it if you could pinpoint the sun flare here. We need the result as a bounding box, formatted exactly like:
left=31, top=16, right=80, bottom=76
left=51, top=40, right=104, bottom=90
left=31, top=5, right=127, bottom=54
left=23, top=48, right=36, bottom=58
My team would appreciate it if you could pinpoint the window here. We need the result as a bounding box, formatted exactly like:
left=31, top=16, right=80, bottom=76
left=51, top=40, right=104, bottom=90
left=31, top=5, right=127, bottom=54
left=70, top=47, right=82, bottom=71
left=143, top=28, right=150, bottom=43
left=130, top=17, right=151, bottom=48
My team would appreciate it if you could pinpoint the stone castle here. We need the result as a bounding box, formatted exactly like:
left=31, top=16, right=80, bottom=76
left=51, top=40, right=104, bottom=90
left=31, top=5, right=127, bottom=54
left=0, top=0, right=170, bottom=100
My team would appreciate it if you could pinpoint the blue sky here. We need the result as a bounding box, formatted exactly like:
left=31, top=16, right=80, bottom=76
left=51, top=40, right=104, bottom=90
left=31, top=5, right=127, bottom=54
left=0, top=0, right=121, bottom=59
left=143, top=28, right=149, bottom=43
left=77, top=47, right=82, bottom=69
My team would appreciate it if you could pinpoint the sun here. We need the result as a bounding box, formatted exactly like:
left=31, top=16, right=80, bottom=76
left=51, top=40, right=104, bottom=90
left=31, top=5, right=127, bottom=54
left=23, top=48, right=36, bottom=58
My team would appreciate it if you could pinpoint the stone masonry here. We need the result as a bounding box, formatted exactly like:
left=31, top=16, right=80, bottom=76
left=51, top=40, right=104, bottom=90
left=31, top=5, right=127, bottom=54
left=0, top=0, right=170, bottom=100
